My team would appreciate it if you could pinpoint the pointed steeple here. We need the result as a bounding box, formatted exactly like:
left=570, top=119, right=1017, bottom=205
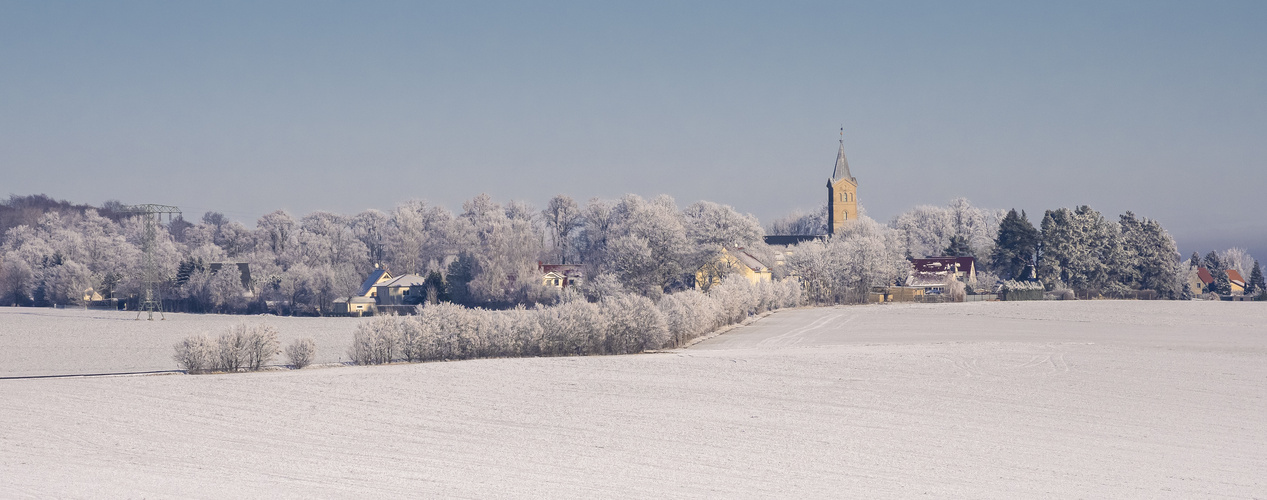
left=831, top=128, right=853, bottom=181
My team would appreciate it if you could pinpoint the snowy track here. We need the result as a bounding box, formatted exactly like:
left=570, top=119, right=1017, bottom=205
left=3, top=301, right=1266, bottom=498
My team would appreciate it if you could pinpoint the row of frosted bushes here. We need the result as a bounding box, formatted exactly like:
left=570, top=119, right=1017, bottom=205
left=173, top=324, right=316, bottom=373
left=348, top=277, right=802, bottom=365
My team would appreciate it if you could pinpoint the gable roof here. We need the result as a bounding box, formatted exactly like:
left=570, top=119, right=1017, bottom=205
left=1197, top=268, right=1214, bottom=285
left=357, top=268, right=393, bottom=296
left=1227, top=269, right=1246, bottom=286
left=723, top=247, right=769, bottom=273
left=380, top=274, right=428, bottom=288
left=539, top=263, right=584, bottom=277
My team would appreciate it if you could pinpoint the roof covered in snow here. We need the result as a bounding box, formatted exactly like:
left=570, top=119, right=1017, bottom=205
left=911, top=257, right=976, bottom=274
left=357, top=268, right=393, bottom=296
left=380, top=274, right=428, bottom=288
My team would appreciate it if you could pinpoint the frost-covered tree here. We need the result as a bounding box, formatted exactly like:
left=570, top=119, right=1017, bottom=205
left=1118, top=211, right=1181, bottom=298
left=1189, top=252, right=1201, bottom=269
left=351, top=209, right=390, bottom=266
left=385, top=200, right=453, bottom=275
left=1038, top=206, right=1122, bottom=293
left=767, top=205, right=827, bottom=236
left=787, top=216, right=909, bottom=304
left=593, top=194, right=692, bottom=297
left=450, top=194, right=545, bottom=305
left=890, top=198, right=1001, bottom=259
left=1218, top=248, right=1255, bottom=279
left=681, top=201, right=763, bottom=249
left=575, top=197, right=615, bottom=264
left=255, top=210, right=297, bottom=258
left=541, top=195, right=582, bottom=264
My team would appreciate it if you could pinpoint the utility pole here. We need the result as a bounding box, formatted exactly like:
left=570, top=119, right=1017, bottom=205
left=121, top=204, right=181, bottom=320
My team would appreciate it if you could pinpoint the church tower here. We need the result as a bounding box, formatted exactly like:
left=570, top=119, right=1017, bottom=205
left=826, top=131, right=857, bottom=236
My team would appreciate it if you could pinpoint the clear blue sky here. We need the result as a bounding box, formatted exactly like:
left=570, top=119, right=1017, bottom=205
left=2, top=1, right=1264, bottom=258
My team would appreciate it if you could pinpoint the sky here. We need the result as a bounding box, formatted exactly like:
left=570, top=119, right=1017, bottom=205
left=2, top=1, right=1264, bottom=258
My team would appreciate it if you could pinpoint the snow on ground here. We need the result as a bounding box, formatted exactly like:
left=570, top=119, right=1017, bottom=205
left=0, top=308, right=367, bottom=377
left=2, top=301, right=1266, bottom=498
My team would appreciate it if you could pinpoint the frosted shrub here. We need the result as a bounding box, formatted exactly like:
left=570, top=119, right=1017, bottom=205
left=659, top=289, right=720, bottom=347
left=601, top=293, right=669, bottom=354
left=174, top=324, right=280, bottom=373
left=216, top=327, right=250, bottom=372
left=502, top=306, right=545, bottom=357
left=286, top=338, right=316, bottom=369
left=398, top=316, right=428, bottom=362
left=709, top=277, right=757, bottom=325
left=173, top=334, right=215, bottom=374
left=419, top=302, right=481, bottom=360
left=777, top=278, right=803, bottom=308
left=348, top=316, right=402, bottom=365
left=538, top=300, right=607, bottom=356
left=243, top=324, right=280, bottom=371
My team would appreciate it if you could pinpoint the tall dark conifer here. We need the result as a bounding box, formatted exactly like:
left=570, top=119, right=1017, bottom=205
left=990, top=209, right=1040, bottom=280
left=1189, top=252, right=1201, bottom=269
left=1203, top=251, right=1222, bottom=272
left=1248, top=261, right=1265, bottom=296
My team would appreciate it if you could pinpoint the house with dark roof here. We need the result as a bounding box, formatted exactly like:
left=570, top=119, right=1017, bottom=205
left=333, top=266, right=393, bottom=315
left=376, top=274, right=430, bottom=306
left=910, top=257, right=977, bottom=283
left=539, top=263, right=584, bottom=289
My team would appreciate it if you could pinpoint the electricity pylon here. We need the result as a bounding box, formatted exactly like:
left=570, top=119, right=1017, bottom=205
left=121, top=204, right=181, bottom=320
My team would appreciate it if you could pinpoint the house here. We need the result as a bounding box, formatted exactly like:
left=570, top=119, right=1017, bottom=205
left=697, top=247, right=772, bottom=289
left=539, top=263, right=584, bottom=289
left=910, top=257, right=978, bottom=285
left=1228, top=269, right=1247, bottom=294
left=333, top=267, right=393, bottom=316
left=907, top=272, right=951, bottom=295
left=1196, top=268, right=1246, bottom=295
left=375, top=274, right=431, bottom=306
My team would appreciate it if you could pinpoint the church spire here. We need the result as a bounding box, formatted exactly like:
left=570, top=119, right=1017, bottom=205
left=831, top=127, right=854, bottom=181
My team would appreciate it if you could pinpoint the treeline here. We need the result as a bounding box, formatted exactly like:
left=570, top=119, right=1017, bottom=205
left=780, top=198, right=1245, bottom=300
left=0, top=193, right=767, bottom=313
left=2, top=192, right=1246, bottom=311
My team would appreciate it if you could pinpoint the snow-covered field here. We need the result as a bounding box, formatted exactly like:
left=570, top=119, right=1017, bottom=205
left=3, top=301, right=1266, bottom=498
left=0, top=308, right=367, bottom=377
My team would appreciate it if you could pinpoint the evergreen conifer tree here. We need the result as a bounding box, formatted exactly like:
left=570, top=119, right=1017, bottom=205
left=1189, top=252, right=1201, bottom=269
left=943, top=235, right=972, bottom=257
left=1203, top=251, right=1222, bottom=272
left=1248, top=261, right=1265, bottom=296
left=1212, top=269, right=1232, bottom=295
left=990, top=209, right=1040, bottom=280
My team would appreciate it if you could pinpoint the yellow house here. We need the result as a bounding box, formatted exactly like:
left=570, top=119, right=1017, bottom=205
left=333, top=267, right=393, bottom=315
left=539, top=263, right=584, bottom=289
left=696, top=247, right=772, bottom=290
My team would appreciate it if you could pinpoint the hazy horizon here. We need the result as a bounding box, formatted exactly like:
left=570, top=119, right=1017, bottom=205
left=3, top=1, right=1264, bottom=258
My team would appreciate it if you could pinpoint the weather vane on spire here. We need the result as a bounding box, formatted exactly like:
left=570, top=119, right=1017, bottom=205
left=840, top=125, right=843, bottom=140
